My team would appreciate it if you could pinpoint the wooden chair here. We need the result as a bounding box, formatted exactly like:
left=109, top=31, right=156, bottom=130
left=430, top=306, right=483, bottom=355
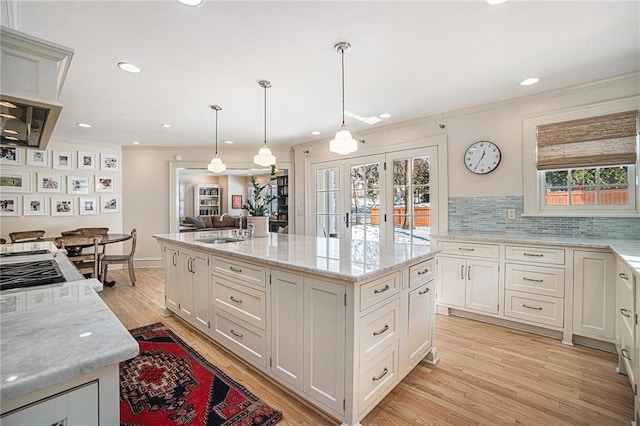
left=9, top=230, right=46, bottom=243
left=55, top=235, right=102, bottom=280
left=0, top=238, right=6, bottom=244
left=77, top=227, right=109, bottom=236
left=101, top=229, right=137, bottom=286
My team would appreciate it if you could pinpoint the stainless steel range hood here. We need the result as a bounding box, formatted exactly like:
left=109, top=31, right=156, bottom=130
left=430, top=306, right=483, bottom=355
left=1, top=26, right=73, bottom=150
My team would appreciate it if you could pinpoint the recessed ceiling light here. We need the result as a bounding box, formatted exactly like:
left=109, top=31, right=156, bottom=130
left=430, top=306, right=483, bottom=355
left=0, top=113, right=17, bottom=119
left=117, top=62, right=141, bottom=73
left=310, top=131, right=320, bottom=135
left=161, top=123, right=171, bottom=128
left=3, top=129, right=18, bottom=134
left=176, top=0, right=202, bottom=6
left=379, top=113, right=391, bottom=119
left=485, top=0, right=508, bottom=5
left=224, top=140, right=234, bottom=144
left=132, top=141, right=140, bottom=145
left=520, top=77, right=540, bottom=86
left=0, top=101, right=16, bottom=108
left=76, top=122, right=92, bottom=128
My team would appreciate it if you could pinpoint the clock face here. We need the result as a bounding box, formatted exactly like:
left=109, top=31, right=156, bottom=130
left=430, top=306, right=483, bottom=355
left=464, top=141, right=501, bottom=174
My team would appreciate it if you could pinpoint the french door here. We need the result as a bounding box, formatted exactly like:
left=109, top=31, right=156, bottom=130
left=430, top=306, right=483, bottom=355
left=310, top=147, right=438, bottom=246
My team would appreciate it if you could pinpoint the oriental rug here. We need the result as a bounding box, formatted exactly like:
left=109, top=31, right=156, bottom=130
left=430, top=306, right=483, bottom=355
left=120, top=322, right=281, bottom=426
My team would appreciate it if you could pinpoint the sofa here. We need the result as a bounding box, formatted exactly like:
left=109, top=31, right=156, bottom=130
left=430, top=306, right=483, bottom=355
left=180, top=215, right=247, bottom=232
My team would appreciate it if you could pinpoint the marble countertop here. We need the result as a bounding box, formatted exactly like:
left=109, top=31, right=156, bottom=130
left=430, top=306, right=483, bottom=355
left=432, top=231, right=640, bottom=276
left=154, top=231, right=437, bottom=282
left=0, top=241, right=62, bottom=255
left=0, top=278, right=140, bottom=402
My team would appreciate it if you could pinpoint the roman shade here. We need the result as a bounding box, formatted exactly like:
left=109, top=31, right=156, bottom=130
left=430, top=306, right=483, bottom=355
left=536, top=110, right=638, bottom=170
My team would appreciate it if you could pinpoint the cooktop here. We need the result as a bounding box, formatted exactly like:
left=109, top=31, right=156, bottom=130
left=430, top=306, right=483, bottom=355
left=0, top=259, right=66, bottom=290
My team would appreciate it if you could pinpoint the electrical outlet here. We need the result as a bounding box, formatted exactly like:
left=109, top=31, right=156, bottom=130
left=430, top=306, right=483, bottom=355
left=507, top=209, right=516, bottom=220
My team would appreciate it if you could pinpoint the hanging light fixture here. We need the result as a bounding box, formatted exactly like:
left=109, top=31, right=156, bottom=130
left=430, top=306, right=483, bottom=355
left=207, top=105, right=226, bottom=173
left=329, top=42, right=358, bottom=155
left=254, top=80, right=277, bottom=167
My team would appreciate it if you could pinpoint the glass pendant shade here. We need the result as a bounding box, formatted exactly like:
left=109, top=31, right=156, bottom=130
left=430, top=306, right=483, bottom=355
left=254, top=142, right=276, bottom=166
left=329, top=124, right=358, bottom=155
left=208, top=154, right=226, bottom=173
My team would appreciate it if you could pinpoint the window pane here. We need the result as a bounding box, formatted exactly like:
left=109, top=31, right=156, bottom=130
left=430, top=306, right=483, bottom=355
left=316, top=192, right=326, bottom=214
left=393, top=159, right=408, bottom=186
left=327, top=168, right=339, bottom=190
left=327, top=191, right=339, bottom=214
left=545, top=170, right=568, bottom=187
left=570, top=186, right=597, bottom=205
left=316, top=215, right=327, bottom=237
left=545, top=188, right=569, bottom=205
left=600, top=187, right=629, bottom=205
left=327, top=215, right=339, bottom=237
left=599, top=166, right=628, bottom=185
left=316, top=169, right=326, bottom=191
left=413, top=186, right=430, bottom=207
left=367, top=163, right=380, bottom=189
left=394, top=187, right=408, bottom=207
left=571, top=168, right=596, bottom=185
left=413, top=156, right=430, bottom=185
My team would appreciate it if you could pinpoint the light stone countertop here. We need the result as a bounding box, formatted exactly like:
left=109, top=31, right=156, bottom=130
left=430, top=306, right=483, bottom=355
left=0, top=241, right=62, bottom=255
left=0, top=278, right=140, bottom=402
left=432, top=231, right=640, bottom=276
left=153, top=231, right=437, bottom=282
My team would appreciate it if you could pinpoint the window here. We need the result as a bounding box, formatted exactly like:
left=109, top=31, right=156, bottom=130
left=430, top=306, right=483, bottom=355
left=523, top=97, right=640, bottom=217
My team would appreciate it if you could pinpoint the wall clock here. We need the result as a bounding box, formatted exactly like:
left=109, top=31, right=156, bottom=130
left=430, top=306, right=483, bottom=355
left=464, top=140, right=501, bottom=174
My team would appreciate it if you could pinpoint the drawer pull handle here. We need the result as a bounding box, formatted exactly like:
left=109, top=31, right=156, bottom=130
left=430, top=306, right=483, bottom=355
left=373, top=324, right=389, bottom=336
left=621, top=348, right=631, bottom=360
left=230, top=296, right=243, bottom=304
left=417, top=268, right=430, bottom=275
left=618, top=272, right=629, bottom=280
left=522, top=304, right=543, bottom=311
left=229, top=266, right=242, bottom=273
left=460, top=265, right=464, bottom=279
left=459, top=247, right=475, bottom=252
left=230, top=329, right=243, bottom=338
left=523, top=277, right=544, bottom=283
left=419, top=287, right=431, bottom=295
left=372, top=367, right=388, bottom=381
left=523, top=253, right=543, bottom=257
left=620, top=308, right=631, bottom=318
left=373, top=284, right=390, bottom=294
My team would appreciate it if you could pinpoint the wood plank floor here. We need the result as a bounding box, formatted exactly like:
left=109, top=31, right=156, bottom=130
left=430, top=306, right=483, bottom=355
left=99, top=268, right=635, bottom=425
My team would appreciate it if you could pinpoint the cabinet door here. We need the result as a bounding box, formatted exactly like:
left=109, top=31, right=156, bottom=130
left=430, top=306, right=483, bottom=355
left=436, top=256, right=466, bottom=307
left=304, top=277, right=346, bottom=415
left=178, top=252, right=195, bottom=321
left=163, top=245, right=179, bottom=312
left=271, top=269, right=304, bottom=390
left=465, top=259, right=499, bottom=314
left=573, top=250, right=615, bottom=340
left=192, top=251, right=210, bottom=333
left=406, top=281, right=434, bottom=369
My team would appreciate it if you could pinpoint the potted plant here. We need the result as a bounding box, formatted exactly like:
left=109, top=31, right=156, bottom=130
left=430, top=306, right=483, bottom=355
left=242, top=165, right=277, bottom=237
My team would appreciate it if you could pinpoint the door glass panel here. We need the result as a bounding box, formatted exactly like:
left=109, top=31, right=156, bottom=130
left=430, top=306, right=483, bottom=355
left=315, top=166, right=340, bottom=238
left=393, top=155, right=430, bottom=245
left=316, top=192, right=327, bottom=213
left=316, top=169, right=326, bottom=191
left=349, top=161, right=382, bottom=243
left=327, top=191, right=338, bottom=214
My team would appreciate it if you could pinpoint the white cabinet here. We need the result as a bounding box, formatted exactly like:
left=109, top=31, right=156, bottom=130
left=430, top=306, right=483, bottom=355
left=573, top=250, right=616, bottom=341
left=406, top=281, right=434, bottom=368
left=162, top=244, right=179, bottom=313
left=194, top=184, right=221, bottom=216
left=437, top=256, right=499, bottom=314
left=615, top=260, right=636, bottom=394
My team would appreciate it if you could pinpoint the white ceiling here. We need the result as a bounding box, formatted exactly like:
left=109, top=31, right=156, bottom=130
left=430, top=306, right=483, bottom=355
left=12, top=0, right=640, bottom=149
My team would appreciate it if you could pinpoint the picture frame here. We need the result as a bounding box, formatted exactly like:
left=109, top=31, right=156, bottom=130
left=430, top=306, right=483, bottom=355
left=0, top=170, right=31, bottom=193
left=0, top=196, right=19, bottom=216
left=77, top=151, right=97, bottom=170
left=53, top=151, right=74, bottom=170
left=51, top=197, right=75, bottom=216
left=37, top=173, right=63, bottom=193
left=95, top=175, right=115, bottom=192
left=0, top=146, right=22, bottom=166
left=23, top=196, right=46, bottom=216
left=100, top=195, right=120, bottom=213
left=232, top=194, right=243, bottom=209
left=26, top=149, right=49, bottom=167
left=67, top=176, right=90, bottom=195
left=79, top=197, right=98, bottom=215
left=100, top=153, right=120, bottom=172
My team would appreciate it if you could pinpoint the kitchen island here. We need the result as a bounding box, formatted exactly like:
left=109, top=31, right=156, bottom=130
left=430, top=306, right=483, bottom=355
left=154, top=231, right=438, bottom=426
left=0, top=242, right=139, bottom=425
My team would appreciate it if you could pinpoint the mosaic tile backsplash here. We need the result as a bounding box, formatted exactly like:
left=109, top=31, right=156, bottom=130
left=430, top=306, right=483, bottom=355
left=449, top=196, right=640, bottom=240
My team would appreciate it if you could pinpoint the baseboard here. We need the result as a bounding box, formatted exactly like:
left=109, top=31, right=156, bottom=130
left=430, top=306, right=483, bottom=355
left=130, top=258, right=163, bottom=268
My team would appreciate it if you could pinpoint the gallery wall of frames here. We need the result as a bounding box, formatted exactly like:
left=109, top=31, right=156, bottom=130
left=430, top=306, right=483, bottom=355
left=0, top=146, right=122, bottom=217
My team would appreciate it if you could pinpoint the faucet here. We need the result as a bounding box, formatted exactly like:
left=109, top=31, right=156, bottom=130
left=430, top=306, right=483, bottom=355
left=219, top=212, right=229, bottom=221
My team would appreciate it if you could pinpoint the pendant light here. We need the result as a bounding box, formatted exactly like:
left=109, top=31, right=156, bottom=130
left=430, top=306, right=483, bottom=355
left=207, top=105, right=226, bottom=173
left=329, top=42, right=358, bottom=155
left=254, top=80, right=276, bottom=167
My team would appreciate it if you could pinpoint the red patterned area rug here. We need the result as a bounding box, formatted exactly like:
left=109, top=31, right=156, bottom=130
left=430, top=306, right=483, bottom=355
left=120, top=322, right=281, bottom=426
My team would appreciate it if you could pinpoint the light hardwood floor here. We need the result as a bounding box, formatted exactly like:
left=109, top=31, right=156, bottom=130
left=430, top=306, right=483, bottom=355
left=99, top=268, right=634, bottom=425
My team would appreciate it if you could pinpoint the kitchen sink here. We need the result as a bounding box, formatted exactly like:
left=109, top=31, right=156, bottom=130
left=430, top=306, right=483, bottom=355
left=195, top=237, right=243, bottom=244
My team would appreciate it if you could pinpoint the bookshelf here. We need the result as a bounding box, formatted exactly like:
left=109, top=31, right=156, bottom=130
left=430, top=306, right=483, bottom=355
left=194, top=184, right=221, bottom=216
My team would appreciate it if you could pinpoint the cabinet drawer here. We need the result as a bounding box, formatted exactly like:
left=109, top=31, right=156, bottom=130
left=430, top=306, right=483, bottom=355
left=360, top=272, right=400, bottom=312
left=618, top=329, right=636, bottom=390
left=212, top=311, right=267, bottom=367
left=616, top=273, right=634, bottom=340
left=358, top=341, right=398, bottom=415
left=505, top=263, right=565, bottom=298
left=409, top=259, right=434, bottom=288
left=437, top=241, right=499, bottom=259
left=360, top=299, right=399, bottom=366
left=505, top=245, right=565, bottom=265
left=504, top=290, right=564, bottom=328
left=212, top=256, right=266, bottom=287
left=213, top=277, right=266, bottom=330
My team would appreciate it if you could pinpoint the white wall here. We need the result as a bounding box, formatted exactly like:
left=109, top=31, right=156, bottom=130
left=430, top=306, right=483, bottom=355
left=227, top=175, right=245, bottom=216
left=292, top=73, right=640, bottom=234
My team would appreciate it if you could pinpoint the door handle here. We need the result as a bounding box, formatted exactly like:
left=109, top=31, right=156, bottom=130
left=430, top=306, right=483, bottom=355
left=344, top=212, right=350, bottom=228
left=460, top=265, right=464, bottom=280
left=467, top=265, right=471, bottom=280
